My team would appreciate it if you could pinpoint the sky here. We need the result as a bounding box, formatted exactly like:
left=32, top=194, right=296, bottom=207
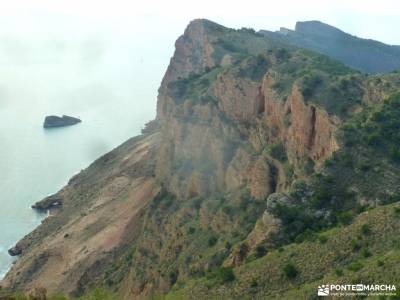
left=0, top=0, right=398, bottom=99
left=0, top=0, right=399, bottom=45
left=0, top=0, right=398, bottom=106
left=0, top=0, right=398, bottom=72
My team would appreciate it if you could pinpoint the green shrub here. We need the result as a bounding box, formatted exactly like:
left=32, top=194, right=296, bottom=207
left=250, top=279, right=258, bottom=287
left=294, top=229, right=317, bottom=243
left=208, top=236, right=218, bottom=247
left=337, top=211, right=354, bottom=225
left=318, top=235, right=328, bottom=244
left=238, top=54, right=270, bottom=81
left=351, top=240, right=362, bottom=252
left=347, top=261, right=364, bottom=272
left=78, top=288, right=117, bottom=300
left=270, top=201, right=322, bottom=243
left=335, top=268, right=344, bottom=276
left=389, top=145, right=400, bottom=161
left=360, top=224, right=371, bottom=235
left=300, top=72, right=323, bottom=99
left=387, top=193, right=400, bottom=204
left=271, top=80, right=291, bottom=97
left=125, top=252, right=133, bottom=264
left=150, top=190, right=176, bottom=211
left=311, top=185, right=332, bottom=208
left=393, top=206, right=400, bottom=217
left=11, top=294, right=68, bottom=300
left=275, top=48, right=291, bottom=61
left=358, top=161, right=371, bottom=172
left=283, top=262, right=299, bottom=279
left=255, top=245, right=267, bottom=258
left=362, top=248, right=372, bottom=258
left=283, top=115, right=291, bottom=128
left=225, top=242, right=232, bottom=250
left=189, top=197, right=204, bottom=210
left=239, top=196, right=251, bottom=210
left=269, top=142, right=287, bottom=161
left=207, top=267, right=235, bottom=284
left=169, top=270, right=178, bottom=285
left=283, top=162, right=294, bottom=180
left=217, top=38, right=241, bottom=52
left=222, top=205, right=233, bottom=216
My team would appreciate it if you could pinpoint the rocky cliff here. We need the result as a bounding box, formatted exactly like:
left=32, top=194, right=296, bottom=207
left=154, top=20, right=345, bottom=202
left=2, top=19, right=400, bottom=299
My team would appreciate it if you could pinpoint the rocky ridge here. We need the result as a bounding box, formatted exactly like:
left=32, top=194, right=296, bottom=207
left=260, top=20, right=400, bottom=73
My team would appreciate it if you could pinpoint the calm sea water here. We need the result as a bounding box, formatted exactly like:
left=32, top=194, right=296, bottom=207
left=0, top=35, right=170, bottom=278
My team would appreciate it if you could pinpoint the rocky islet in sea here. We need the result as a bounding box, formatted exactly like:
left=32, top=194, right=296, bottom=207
left=43, top=115, right=81, bottom=128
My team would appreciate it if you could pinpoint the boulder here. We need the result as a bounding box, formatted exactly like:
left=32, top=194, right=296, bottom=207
left=31, top=195, right=63, bottom=210
left=8, top=245, right=22, bottom=256
left=266, top=192, right=294, bottom=211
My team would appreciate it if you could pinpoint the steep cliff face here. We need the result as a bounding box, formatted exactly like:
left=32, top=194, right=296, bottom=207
left=262, top=74, right=339, bottom=164
left=157, top=19, right=219, bottom=120
left=3, top=19, right=400, bottom=299
left=165, top=20, right=216, bottom=80
left=155, top=23, right=344, bottom=202
left=214, top=71, right=264, bottom=122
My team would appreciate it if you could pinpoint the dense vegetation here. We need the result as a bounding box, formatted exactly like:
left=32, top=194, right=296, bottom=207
left=269, top=48, right=363, bottom=117
left=167, top=67, right=221, bottom=104
left=166, top=202, right=400, bottom=299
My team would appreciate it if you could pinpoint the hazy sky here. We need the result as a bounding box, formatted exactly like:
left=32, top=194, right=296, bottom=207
left=0, top=0, right=400, bottom=44
left=0, top=0, right=399, bottom=91
left=0, top=0, right=399, bottom=45
left=0, top=0, right=397, bottom=78
left=0, top=1, right=398, bottom=107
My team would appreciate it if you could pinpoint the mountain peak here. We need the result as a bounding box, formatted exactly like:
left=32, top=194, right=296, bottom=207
left=183, top=18, right=228, bottom=36
left=260, top=20, right=400, bottom=73
left=295, top=20, right=345, bottom=36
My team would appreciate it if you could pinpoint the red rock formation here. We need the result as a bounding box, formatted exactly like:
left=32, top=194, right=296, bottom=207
left=157, top=19, right=219, bottom=120
left=213, top=71, right=264, bottom=122
left=262, top=74, right=339, bottom=165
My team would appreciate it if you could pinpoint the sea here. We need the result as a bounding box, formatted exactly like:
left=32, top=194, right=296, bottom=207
left=0, top=28, right=172, bottom=278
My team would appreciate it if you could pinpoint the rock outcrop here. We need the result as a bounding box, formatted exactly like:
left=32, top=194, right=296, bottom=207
left=213, top=71, right=264, bottom=122
left=31, top=195, right=63, bottom=210
left=157, top=19, right=220, bottom=120
left=8, top=245, right=23, bottom=257
left=43, top=115, right=81, bottom=128
left=262, top=74, right=339, bottom=165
